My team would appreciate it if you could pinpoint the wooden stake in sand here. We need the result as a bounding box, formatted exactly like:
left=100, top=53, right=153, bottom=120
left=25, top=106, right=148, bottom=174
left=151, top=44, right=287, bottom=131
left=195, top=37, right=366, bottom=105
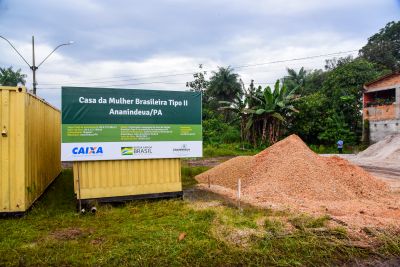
left=208, top=175, right=210, bottom=188
left=237, top=178, right=241, bottom=211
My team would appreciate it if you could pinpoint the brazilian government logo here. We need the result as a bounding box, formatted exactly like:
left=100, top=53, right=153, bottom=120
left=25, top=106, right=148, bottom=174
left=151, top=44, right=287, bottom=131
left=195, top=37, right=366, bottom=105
left=121, top=147, right=133, bottom=156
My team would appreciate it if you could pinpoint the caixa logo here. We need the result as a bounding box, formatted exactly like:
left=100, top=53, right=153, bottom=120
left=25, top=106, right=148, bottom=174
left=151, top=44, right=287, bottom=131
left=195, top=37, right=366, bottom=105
left=72, top=146, right=104, bottom=155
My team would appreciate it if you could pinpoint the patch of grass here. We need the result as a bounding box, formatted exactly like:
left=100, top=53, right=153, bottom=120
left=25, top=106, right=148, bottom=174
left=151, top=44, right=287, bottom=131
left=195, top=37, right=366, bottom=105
left=264, top=218, right=285, bottom=235
left=289, top=214, right=330, bottom=230
left=0, top=172, right=224, bottom=266
left=255, top=230, right=370, bottom=266
left=203, top=144, right=259, bottom=157
left=217, top=207, right=261, bottom=229
left=308, top=144, right=361, bottom=154
left=181, top=166, right=209, bottom=189
left=377, top=233, right=400, bottom=256
left=330, top=226, right=348, bottom=239
left=0, top=169, right=399, bottom=266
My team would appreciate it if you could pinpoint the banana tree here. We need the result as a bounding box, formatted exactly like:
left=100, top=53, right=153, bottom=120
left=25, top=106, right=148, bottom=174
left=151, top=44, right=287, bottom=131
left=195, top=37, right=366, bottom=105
left=248, top=80, right=298, bottom=145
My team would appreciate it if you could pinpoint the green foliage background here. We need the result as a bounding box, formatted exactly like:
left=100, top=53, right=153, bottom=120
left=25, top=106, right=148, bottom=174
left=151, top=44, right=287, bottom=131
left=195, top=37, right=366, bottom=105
left=194, top=20, right=399, bottom=150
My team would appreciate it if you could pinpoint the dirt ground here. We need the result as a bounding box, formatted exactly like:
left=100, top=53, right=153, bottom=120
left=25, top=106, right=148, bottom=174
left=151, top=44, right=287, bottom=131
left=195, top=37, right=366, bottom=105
left=185, top=156, right=234, bottom=167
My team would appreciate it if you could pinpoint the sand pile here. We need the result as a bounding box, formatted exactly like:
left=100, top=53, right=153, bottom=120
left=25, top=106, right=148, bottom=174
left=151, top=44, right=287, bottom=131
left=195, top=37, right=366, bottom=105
left=195, top=156, right=254, bottom=189
left=196, top=135, right=388, bottom=202
left=357, top=134, right=400, bottom=163
left=195, top=135, right=400, bottom=229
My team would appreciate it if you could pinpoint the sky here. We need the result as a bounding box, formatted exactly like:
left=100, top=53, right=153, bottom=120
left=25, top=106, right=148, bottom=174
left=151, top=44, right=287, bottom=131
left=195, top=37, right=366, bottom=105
left=0, top=0, right=399, bottom=108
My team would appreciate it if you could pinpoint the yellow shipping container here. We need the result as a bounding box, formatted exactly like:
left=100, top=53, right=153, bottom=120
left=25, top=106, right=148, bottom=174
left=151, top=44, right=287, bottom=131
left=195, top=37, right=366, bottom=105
left=0, top=86, right=61, bottom=214
left=73, top=158, right=182, bottom=204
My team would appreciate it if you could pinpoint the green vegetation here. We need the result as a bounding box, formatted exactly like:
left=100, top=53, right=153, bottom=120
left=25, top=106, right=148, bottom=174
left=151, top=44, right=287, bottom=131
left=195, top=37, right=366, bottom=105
left=200, top=56, right=387, bottom=149
left=181, top=166, right=209, bottom=187
left=184, top=21, right=399, bottom=151
left=203, top=143, right=259, bottom=157
left=318, top=58, right=387, bottom=144
left=244, top=80, right=298, bottom=146
left=308, top=144, right=355, bottom=154
left=0, top=66, right=26, bottom=86
left=360, top=21, right=400, bottom=71
left=208, top=66, right=243, bottom=103
left=289, top=214, right=330, bottom=230
left=0, top=169, right=399, bottom=266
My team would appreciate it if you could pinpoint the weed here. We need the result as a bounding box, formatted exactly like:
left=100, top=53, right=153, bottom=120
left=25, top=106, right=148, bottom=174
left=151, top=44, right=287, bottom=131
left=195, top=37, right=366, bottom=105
left=289, top=214, right=330, bottom=230
left=203, top=143, right=259, bottom=157
left=181, top=166, right=209, bottom=188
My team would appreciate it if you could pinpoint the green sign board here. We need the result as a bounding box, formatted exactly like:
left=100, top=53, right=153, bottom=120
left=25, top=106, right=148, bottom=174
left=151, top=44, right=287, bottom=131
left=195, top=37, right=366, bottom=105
left=61, top=87, right=202, bottom=161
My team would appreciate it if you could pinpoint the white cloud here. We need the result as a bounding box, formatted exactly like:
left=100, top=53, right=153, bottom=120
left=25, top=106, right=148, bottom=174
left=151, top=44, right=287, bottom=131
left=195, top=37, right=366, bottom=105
left=0, top=0, right=398, bottom=108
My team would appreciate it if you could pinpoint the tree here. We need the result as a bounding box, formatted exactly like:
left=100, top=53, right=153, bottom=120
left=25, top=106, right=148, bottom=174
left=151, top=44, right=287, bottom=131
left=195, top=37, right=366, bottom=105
left=186, top=64, right=209, bottom=93
left=202, top=108, right=240, bottom=144
left=317, top=111, right=356, bottom=144
left=287, top=92, right=327, bottom=144
left=207, top=66, right=243, bottom=102
left=285, top=56, right=388, bottom=145
left=324, top=56, right=354, bottom=71
left=283, top=67, right=328, bottom=96
left=283, top=67, right=307, bottom=94
left=359, top=21, right=400, bottom=71
left=218, top=92, right=247, bottom=147
left=322, top=58, right=386, bottom=143
left=302, top=69, right=327, bottom=95
left=247, top=80, right=298, bottom=145
left=0, top=67, right=26, bottom=86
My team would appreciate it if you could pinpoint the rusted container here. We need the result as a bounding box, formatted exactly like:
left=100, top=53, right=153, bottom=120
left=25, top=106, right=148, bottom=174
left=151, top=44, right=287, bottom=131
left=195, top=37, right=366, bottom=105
left=0, top=86, right=61, bottom=214
left=72, top=158, right=182, bottom=203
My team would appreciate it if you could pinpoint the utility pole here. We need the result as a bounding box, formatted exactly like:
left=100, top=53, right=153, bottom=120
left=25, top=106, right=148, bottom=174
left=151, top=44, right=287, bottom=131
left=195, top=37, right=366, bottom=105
left=31, top=36, right=38, bottom=95
left=0, top=35, right=73, bottom=95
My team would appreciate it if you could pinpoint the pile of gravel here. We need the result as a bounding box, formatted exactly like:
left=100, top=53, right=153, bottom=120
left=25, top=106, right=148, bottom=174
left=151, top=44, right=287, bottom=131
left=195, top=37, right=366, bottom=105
left=357, top=134, right=400, bottom=163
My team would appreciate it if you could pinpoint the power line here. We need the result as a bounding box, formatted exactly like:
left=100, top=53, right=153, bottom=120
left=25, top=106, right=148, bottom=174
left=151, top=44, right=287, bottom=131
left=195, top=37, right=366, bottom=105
left=233, top=49, right=358, bottom=69
left=39, top=71, right=197, bottom=86
left=37, top=81, right=278, bottom=90
left=37, top=49, right=358, bottom=88
left=37, top=81, right=187, bottom=90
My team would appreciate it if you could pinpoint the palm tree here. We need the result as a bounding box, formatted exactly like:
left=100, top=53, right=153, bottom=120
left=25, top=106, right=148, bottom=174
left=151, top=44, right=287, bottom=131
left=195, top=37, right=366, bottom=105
left=0, top=67, right=26, bottom=86
left=207, top=66, right=243, bottom=103
left=283, top=67, right=307, bottom=94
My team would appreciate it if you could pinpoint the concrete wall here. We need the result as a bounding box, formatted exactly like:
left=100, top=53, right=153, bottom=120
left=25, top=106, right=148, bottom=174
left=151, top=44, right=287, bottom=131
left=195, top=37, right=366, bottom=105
left=397, top=87, right=400, bottom=117
left=369, top=119, right=400, bottom=143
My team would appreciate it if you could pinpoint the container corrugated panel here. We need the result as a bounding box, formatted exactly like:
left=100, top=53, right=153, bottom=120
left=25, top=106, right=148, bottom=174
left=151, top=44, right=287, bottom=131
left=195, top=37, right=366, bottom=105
left=0, top=86, right=61, bottom=213
left=73, top=159, right=181, bottom=200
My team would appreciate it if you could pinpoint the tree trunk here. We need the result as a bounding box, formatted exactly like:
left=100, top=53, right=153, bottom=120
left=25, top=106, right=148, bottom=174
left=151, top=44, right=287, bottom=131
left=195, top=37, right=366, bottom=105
left=269, top=120, right=281, bottom=145
left=240, top=116, right=246, bottom=149
left=252, top=123, right=257, bottom=148
left=268, top=120, right=273, bottom=145
left=268, top=119, right=281, bottom=145
left=261, top=118, right=267, bottom=145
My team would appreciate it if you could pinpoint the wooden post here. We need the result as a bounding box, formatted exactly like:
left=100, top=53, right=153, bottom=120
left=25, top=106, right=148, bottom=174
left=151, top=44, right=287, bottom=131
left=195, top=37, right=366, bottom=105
left=237, top=178, right=241, bottom=211
left=77, top=163, right=82, bottom=213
